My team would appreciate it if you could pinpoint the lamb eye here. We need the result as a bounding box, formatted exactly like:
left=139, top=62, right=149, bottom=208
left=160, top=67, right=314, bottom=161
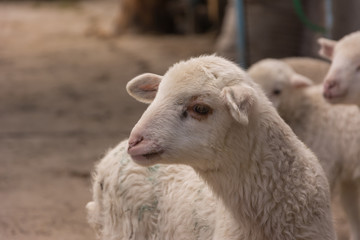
left=273, top=89, right=281, bottom=95
left=193, top=104, right=210, bottom=115
left=356, top=65, right=360, bottom=71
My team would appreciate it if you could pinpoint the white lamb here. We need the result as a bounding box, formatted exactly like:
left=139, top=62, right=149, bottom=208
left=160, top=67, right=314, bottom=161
left=282, top=57, right=330, bottom=84
left=86, top=140, right=241, bottom=240
left=318, top=31, right=360, bottom=106
left=126, top=55, right=336, bottom=240
left=248, top=58, right=360, bottom=240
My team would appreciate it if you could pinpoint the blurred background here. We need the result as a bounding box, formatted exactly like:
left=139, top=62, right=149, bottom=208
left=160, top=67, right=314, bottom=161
left=0, top=0, right=359, bottom=239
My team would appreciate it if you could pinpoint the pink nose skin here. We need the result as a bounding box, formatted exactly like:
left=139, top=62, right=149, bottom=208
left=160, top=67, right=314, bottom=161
left=127, top=134, right=164, bottom=166
left=128, top=135, right=144, bottom=151
left=324, top=80, right=337, bottom=91
left=323, top=80, right=338, bottom=99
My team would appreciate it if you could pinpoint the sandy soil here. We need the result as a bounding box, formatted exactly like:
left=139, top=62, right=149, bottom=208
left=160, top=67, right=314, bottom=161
left=0, top=0, right=350, bottom=239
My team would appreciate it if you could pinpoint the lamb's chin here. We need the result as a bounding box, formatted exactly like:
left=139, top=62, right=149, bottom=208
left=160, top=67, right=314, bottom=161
left=129, top=151, right=163, bottom=166
left=324, top=94, right=345, bottom=104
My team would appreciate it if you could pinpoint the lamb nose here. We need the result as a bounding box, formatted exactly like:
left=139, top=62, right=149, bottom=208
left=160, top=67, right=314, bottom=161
left=128, top=136, right=144, bottom=150
left=325, top=80, right=337, bottom=90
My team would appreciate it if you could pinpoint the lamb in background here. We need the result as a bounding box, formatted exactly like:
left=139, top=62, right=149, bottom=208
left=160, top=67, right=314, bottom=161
left=282, top=57, right=330, bottom=84
left=86, top=140, right=241, bottom=240
left=318, top=31, right=360, bottom=106
left=126, top=55, right=336, bottom=240
left=248, top=58, right=360, bottom=240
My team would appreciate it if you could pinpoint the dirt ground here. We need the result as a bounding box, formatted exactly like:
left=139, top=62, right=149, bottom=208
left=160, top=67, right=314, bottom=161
left=0, top=0, right=351, bottom=239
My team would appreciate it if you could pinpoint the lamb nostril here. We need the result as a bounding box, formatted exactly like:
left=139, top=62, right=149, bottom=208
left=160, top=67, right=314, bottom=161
left=325, top=80, right=337, bottom=90
left=128, top=136, right=144, bottom=150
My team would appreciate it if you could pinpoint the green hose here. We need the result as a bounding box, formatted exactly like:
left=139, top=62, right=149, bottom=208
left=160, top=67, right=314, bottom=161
left=292, top=0, right=326, bottom=33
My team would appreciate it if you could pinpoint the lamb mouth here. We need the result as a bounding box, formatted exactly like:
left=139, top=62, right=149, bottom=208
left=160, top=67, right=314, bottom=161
left=142, top=150, right=164, bottom=159
left=130, top=150, right=164, bottom=165
left=325, top=93, right=346, bottom=103
left=324, top=89, right=347, bottom=102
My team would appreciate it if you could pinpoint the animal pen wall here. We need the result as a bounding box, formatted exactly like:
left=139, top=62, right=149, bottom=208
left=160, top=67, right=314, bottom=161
left=115, top=0, right=360, bottom=65
left=218, top=0, right=360, bottom=66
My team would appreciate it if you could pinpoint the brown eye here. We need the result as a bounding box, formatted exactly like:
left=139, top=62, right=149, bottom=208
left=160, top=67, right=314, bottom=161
left=193, top=104, right=210, bottom=115
left=357, top=65, right=360, bottom=71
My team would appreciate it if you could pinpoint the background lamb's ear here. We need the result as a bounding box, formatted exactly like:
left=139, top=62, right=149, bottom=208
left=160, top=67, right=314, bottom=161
left=222, top=85, right=255, bottom=125
left=318, top=38, right=337, bottom=60
left=126, top=73, right=162, bottom=104
left=290, top=73, right=313, bottom=88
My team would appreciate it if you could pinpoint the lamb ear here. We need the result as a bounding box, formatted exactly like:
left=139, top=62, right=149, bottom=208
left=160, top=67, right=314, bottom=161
left=126, top=73, right=162, bottom=104
left=290, top=73, right=314, bottom=88
left=318, top=38, right=337, bottom=60
left=222, top=85, right=255, bottom=125
left=290, top=73, right=313, bottom=88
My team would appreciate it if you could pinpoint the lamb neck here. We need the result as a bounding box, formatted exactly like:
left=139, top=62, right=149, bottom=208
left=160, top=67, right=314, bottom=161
left=194, top=111, right=333, bottom=240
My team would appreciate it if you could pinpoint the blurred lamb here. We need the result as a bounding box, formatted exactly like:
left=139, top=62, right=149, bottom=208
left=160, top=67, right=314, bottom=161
left=318, top=31, right=360, bottom=106
left=86, top=140, right=241, bottom=240
left=126, top=55, right=336, bottom=239
left=282, top=57, right=330, bottom=84
left=248, top=58, right=360, bottom=240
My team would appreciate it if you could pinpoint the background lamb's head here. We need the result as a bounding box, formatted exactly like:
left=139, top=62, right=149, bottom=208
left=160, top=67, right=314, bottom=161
left=126, top=55, right=261, bottom=171
left=248, top=59, right=313, bottom=109
left=318, top=31, right=360, bottom=105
